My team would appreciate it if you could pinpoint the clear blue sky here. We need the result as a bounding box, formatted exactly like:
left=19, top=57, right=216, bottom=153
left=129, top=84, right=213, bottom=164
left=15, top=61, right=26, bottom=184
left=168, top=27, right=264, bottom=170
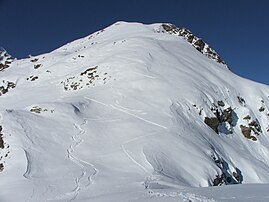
left=0, top=0, right=268, bottom=85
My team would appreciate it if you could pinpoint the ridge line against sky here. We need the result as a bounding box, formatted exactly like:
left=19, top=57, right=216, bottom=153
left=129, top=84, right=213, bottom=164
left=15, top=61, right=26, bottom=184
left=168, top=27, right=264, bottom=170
left=0, top=0, right=268, bottom=85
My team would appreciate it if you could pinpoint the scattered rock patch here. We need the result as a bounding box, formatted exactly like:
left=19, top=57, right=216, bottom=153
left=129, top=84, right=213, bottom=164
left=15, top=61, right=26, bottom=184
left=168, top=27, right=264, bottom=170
left=62, top=66, right=113, bottom=91
left=223, top=107, right=233, bottom=125
left=243, top=115, right=251, bottom=120
left=27, top=75, right=38, bottom=81
left=240, top=125, right=257, bottom=141
left=0, top=125, right=10, bottom=172
left=211, top=152, right=242, bottom=186
left=0, top=126, right=4, bottom=149
left=259, top=106, right=265, bottom=112
left=204, top=102, right=237, bottom=134
left=0, top=81, right=16, bottom=96
left=237, top=96, right=246, bottom=106
left=30, top=106, right=53, bottom=114
left=0, top=49, right=14, bottom=71
left=34, top=64, right=42, bottom=69
left=30, top=58, right=39, bottom=62
left=30, top=106, right=42, bottom=113
left=217, top=100, right=225, bottom=107
left=240, top=115, right=262, bottom=141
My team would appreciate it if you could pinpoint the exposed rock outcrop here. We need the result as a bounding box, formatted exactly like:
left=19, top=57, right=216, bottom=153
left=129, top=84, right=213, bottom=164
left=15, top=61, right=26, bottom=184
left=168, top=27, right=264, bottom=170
left=161, top=24, right=227, bottom=68
left=0, top=48, right=14, bottom=71
left=204, top=117, right=219, bottom=133
left=211, top=151, right=242, bottom=186
left=240, top=114, right=262, bottom=141
left=223, top=107, right=233, bottom=125
left=62, top=66, right=113, bottom=91
left=204, top=102, right=237, bottom=134
left=0, top=126, right=4, bottom=149
left=240, top=125, right=257, bottom=141
left=0, top=125, right=10, bottom=172
left=0, top=81, right=16, bottom=96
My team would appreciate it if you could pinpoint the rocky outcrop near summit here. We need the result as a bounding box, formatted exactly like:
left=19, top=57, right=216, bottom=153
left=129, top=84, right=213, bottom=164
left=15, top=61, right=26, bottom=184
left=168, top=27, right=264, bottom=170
left=161, top=24, right=227, bottom=67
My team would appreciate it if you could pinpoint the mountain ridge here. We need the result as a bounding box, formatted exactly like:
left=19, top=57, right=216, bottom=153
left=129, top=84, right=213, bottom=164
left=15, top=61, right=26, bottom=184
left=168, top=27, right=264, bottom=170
left=160, top=23, right=228, bottom=68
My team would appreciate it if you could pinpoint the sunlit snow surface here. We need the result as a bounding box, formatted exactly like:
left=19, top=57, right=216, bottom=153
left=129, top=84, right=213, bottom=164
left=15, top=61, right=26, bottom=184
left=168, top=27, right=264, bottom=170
left=1, top=22, right=269, bottom=201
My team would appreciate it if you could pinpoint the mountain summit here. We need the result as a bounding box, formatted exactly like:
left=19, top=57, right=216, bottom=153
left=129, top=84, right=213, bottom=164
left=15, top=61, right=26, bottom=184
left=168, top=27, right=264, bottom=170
left=0, top=22, right=269, bottom=201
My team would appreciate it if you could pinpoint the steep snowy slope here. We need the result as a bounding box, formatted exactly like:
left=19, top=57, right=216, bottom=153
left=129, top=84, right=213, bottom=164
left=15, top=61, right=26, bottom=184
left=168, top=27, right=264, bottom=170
left=0, top=22, right=269, bottom=202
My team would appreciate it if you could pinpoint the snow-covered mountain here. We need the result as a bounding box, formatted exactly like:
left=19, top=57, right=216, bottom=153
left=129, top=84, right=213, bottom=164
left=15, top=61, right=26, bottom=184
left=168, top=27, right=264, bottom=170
left=1, top=22, right=269, bottom=202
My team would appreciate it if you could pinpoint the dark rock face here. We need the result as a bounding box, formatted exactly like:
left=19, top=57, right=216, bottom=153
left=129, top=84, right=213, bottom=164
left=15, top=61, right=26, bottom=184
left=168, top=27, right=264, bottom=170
left=259, top=106, right=265, bottom=112
left=30, top=106, right=42, bottom=113
left=0, top=126, right=4, bottom=149
left=217, top=100, right=225, bottom=107
left=34, top=64, right=42, bottom=69
left=194, top=39, right=205, bottom=52
left=0, top=81, right=16, bottom=96
left=237, top=96, right=246, bottom=106
left=240, top=125, right=257, bottom=141
left=204, top=117, right=219, bottom=133
left=249, top=120, right=262, bottom=132
left=202, top=95, right=265, bottom=142
left=161, top=24, right=228, bottom=68
left=243, top=115, right=251, bottom=120
left=240, top=114, right=262, bottom=141
left=204, top=101, right=238, bottom=135
left=162, top=24, right=176, bottom=32
left=223, top=107, right=233, bottom=125
left=211, top=152, right=242, bottom=186
left=0, top=125, right=6, bottom=172
left=213, top=174, right=224, bottom=186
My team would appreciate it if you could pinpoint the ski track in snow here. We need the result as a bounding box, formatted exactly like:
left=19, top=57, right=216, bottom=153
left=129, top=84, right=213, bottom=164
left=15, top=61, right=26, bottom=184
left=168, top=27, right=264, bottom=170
left=110, top=104, right=168, bottom=129
left=85, top=97, right=176, bottom=195
left=120, top=134, right=156, bottom=174
left=85, top=97, right=168, bottom=130
left=148, top=190, right=217, bottom=202
left=22, top=148, right=32, bottom=179
left=121, top=144, right=149, bottom=174
left=65, top=119, right=98, bottom=202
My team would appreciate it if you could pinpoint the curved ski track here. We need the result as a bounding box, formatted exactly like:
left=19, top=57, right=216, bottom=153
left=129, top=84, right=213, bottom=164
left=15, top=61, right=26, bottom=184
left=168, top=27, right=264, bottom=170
left=65, top=119, right=98, bottom=202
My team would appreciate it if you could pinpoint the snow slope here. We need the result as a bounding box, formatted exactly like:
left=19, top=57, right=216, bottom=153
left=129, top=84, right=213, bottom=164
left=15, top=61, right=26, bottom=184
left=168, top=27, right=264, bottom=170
left=0, top=22, right=269, bottom=201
